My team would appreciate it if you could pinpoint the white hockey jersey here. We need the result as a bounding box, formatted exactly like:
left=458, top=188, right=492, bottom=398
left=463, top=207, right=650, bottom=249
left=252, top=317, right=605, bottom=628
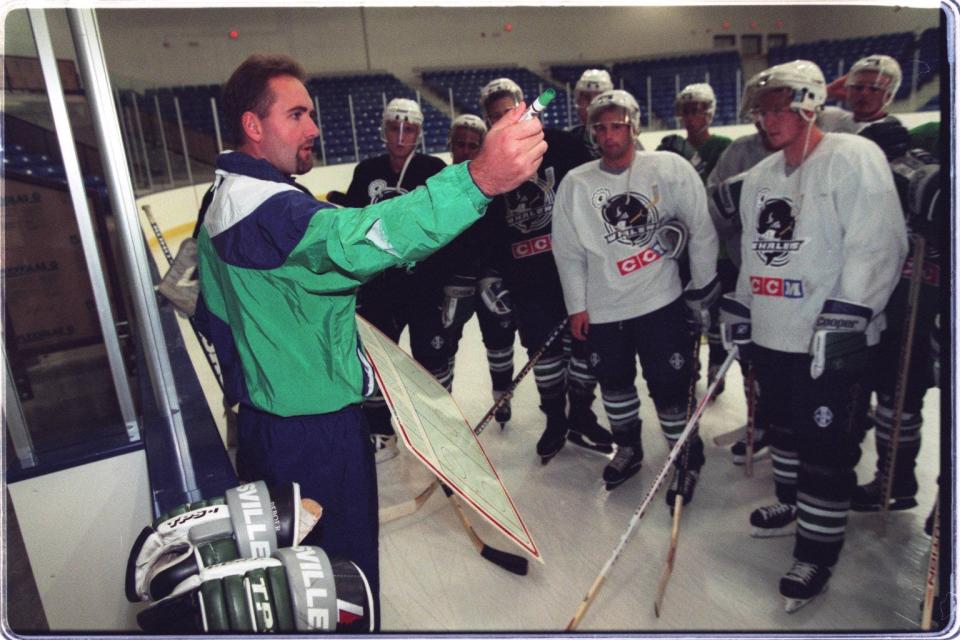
left=552, top=150, right=718, bottom=324
left=736, top=133, right=908, bottom=353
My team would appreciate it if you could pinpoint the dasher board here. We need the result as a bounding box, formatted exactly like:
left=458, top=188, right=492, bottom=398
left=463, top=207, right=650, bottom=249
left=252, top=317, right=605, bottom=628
left=356, top=315, right=540, bottom=562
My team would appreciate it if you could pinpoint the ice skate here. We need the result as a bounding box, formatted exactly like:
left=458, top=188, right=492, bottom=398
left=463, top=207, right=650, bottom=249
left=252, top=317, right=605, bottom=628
left=603, top=444, right=643, bottom=490
left=780, top=560, right=830, bottom=613
left=749, top=502, right=798, bottom=538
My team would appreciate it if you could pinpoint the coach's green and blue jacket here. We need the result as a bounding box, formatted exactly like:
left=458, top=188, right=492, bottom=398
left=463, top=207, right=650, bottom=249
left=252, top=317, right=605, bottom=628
left=196, top=151, right=489, bottom=416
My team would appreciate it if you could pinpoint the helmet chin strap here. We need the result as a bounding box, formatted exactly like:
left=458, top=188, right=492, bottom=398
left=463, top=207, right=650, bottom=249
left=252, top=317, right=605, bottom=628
left=396, top=145, right=415, bottom=191
left=790, top=116, right=816, bottom=217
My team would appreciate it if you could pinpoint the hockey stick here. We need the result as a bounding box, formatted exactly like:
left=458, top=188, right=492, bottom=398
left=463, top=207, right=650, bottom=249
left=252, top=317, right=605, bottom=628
left=744, top=364, right=757, bottom=478
left=441, top=484, right=528, bottom=575
left=474, top=317, right=570, bottom=437
left=880, top=235, right=926, bottom=521
left=713, top=424, right=746, bottom=447
left=653, top=327, right=701, bottom=617
left=921, top=490, right=940, bottom=630
left=141, top=204, right=225, bottom=391
left=566, top=347, right=738, bottom=631
left=378, top=481, right=439, bottom=524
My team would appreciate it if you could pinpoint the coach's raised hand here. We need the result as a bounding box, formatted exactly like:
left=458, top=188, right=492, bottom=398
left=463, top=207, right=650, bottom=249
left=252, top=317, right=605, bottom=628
left=468, top=101, right=547, bottom=196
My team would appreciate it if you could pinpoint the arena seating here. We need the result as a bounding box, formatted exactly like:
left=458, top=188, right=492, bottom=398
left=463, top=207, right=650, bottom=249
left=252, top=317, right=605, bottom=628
left=421, top=66, right=572, bottom=130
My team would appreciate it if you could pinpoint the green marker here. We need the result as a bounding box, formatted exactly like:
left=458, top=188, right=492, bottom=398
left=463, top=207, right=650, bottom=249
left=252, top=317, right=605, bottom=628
left=520, top=88, right=556, bottom=121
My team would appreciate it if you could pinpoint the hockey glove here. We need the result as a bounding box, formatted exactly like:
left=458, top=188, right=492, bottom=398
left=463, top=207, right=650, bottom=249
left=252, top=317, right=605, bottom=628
left=126, top=481, right=322, bottom=603
left=657, top=134, right=697, bottom=163
left=136, top=546, right=375, bottom=633
left=653, top=219, right=688, bottom=260
left=325, top=190, right=349, bottom=207
left=683, top=275, right=720, bottom=332
left=708, top=171, right=746, bottom=229
left=157, top=237, right=199, bottom=317
left=719, top=293, right=752, bottom=357
left=809, top=299, right=871, bottom=379
left=479, top=273, right=513, bottom=320
left=441, top=274, right=477, bottom=329
left=890, top=149, right=942, bottom=253
left=859, top=120, right=911, bottom=161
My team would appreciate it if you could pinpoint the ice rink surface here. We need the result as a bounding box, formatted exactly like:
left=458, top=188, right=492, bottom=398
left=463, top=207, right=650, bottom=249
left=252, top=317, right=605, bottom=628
left=375, top=318, right=941, bottom=634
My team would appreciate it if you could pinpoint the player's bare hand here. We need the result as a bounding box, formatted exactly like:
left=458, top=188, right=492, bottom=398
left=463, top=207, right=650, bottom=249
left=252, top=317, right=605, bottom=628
left=468, top=101, right=546, bottom=196
left=570, top=311, right=590, bottom=341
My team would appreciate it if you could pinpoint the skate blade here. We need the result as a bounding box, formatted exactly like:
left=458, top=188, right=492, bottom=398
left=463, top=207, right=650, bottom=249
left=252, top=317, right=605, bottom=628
left=567, top=432, right=614, bottom=455
left=732, top=447, right=770, bottom=466
left=783, top=584, right=827, bottom=613
left=538, top=443, right=565, bottom=465
left=850, top=497, right=918, bottom=512
left=750, top=525, right=796, bottom=538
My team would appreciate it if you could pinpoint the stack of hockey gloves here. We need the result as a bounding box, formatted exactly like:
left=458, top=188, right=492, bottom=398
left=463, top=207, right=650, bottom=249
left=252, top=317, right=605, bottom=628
left=126, top=481, right=375, bottom=632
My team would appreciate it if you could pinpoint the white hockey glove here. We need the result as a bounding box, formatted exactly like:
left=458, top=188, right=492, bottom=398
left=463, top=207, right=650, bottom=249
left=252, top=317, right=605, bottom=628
left=441, top=274, right=477, bottom=329
left=809, top=299, right=871, bottom=379
left=126, top=481, right=322, bottom=603
left=479, top=273, right=513, bottom=319
left=719, top=293, right=752, bottom=354
left=653, top=219, right=688, bottom=260
left=683, top=275, right=720, bottom=332
left=157, top=237, right=199, bottom=317
left=136, top=546, right=375, bottom=633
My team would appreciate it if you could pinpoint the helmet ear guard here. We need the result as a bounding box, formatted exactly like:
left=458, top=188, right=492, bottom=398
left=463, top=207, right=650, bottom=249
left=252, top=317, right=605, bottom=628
left=586, top=89, right=642, bottom=142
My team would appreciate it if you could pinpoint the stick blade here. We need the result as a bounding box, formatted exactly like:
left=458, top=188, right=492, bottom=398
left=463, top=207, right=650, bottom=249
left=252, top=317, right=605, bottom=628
left=480, top=545, right=529, bottom=575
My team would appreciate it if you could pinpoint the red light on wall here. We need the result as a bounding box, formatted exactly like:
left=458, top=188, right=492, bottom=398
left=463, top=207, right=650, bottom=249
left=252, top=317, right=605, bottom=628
left=229, top=30, right=239, bottom=40
left=503, top=22, right=513, bottom=32
left=749, top=20, right=758, bottom=30
left=775, top=19, right=784, bottom=29
left=721, top=19, right=731, bottom=30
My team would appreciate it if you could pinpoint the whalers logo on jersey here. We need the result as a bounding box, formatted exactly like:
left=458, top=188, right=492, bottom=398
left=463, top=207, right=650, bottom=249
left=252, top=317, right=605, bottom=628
left=594, top=188, right=660, bottom=247
left=752, top=191, right=804, bottom=267
left=368, top=179, right=408, bottom=203
left=504, top=167, right=555, bottom=233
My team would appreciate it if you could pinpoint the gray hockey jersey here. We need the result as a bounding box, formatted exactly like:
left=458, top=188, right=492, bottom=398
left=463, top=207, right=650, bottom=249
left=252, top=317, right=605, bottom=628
left=736, top=133, right=908, bottom=353
left=552, top=150, right=718, bottom=324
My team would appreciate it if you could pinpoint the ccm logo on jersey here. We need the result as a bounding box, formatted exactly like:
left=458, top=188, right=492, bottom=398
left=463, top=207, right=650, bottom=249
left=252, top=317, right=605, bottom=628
left=750, top=276, right=804, bottom=298
left=512, top=234, right=552, bottom=259
left=617, top=247, right=663, bottom=275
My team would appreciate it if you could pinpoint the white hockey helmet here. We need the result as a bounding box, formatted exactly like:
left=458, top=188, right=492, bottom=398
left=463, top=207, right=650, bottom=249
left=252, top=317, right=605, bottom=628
left=587, top=89, right=642, bottom=137
left=742, top=59, right=826, bottom=122
left=575, top=69, right=614, bottom=98
left=447, top=113, right=488, bottom=146
left=479, top=77, right=523, bottom=119
left=845, top=54, right=902, bottom=107
left=675, top=83, right=717, bottom=122
left=381, top=98, right=424, bottom=143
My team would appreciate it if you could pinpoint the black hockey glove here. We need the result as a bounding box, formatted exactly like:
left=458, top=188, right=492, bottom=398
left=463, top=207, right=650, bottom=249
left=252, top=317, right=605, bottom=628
left=136, top=546, right=374, bottom=633
left=859, top=120, right=911, bottom=161
left=809, top=299, right=871, bottom=379
left=657, top=134, right=697, bottom=162
left=441, top=274, right=477, bottom=329
left=708, top=171, right=746, bottom=229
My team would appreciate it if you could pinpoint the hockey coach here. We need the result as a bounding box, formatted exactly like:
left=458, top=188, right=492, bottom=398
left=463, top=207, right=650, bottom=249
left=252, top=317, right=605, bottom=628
left=193, top=53, right=546, bottom=626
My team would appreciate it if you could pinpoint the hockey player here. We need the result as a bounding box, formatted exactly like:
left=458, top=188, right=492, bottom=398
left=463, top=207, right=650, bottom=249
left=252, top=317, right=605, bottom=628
left=195, top=54, right=546, bottom=623
left=478, top=77, right=613, bottom=462
left=705, top=72, right=778, bottom=465
left=339, top=98, right=449, bottom=461
left=566, top=68, right=615, bottom=158
left=439, top=114, right=517, bottom=426
left=851, top=146, right=943, bottom=512
left=659, top=83, right=732, bottom=399
left=723, top=59, right=907, bottom=611
left=552, top=89, right=719, bottom=496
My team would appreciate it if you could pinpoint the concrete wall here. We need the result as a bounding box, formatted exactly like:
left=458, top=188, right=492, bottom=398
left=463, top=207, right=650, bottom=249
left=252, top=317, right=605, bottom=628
left=3, top=5, right=940, bottom=90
